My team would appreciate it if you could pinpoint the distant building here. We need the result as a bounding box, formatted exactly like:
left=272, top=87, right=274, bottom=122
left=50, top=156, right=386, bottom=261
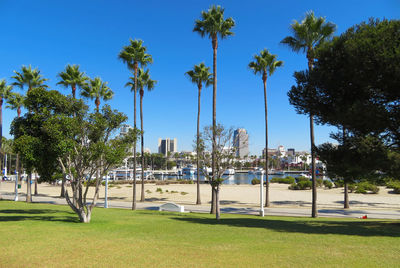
left=158, top=138, right=177, bottom=156
left=262, top=148, right=278, bottom=158
left=233, top=129, right=249, bottom=158
left=287, top=148, right=295, bottom=156
left=118, top=124, right=134, bottom=154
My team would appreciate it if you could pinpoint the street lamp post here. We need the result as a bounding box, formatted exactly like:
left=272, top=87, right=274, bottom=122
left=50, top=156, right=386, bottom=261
left=14, top=170, right=18, bottom=201
left=104, top=173, right=109, bottom=208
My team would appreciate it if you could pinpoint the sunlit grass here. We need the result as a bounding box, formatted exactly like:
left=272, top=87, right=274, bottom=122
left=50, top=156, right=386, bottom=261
left=0, top=201, right=399, bottom=267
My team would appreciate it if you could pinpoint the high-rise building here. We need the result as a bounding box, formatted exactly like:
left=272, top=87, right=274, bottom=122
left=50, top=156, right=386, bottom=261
left=287, top=148, right=295, bottom=156
left=158, top=138, right=177, bottom=156
left=233, top=129, right=249, bottom=158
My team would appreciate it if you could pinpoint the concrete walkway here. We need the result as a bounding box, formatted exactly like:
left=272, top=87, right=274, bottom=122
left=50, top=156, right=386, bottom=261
left=1, top=191, right=399, bottom=219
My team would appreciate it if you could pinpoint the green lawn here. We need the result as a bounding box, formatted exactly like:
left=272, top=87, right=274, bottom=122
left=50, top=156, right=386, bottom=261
left=0, top=201, right=399, bottom=267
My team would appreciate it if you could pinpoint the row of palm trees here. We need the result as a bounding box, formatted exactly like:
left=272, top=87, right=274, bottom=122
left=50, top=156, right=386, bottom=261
left=183, top=7, right=335, bottom=218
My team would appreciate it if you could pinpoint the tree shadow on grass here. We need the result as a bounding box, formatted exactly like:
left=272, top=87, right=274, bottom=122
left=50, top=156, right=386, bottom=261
left=171, top=216, right=400, bottom=237
left=0, top=209, right=78, bottom=223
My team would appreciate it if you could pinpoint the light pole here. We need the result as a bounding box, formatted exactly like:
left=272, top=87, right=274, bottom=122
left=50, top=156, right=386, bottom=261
left=14, top=170, right=19, bottom=201
left=260, top=170, right=265, bottom=217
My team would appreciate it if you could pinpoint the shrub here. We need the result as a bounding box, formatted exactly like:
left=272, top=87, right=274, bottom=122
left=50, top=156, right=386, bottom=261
left=348, top=184, right=356, bottom=193
left=145, top=189, right=152, bottom=194
left=393, top=186, right=400, bottom=194
left=251, top=178, right=260, bottom=185
left=333, top=179, right=344, bottom=188
left=288, top=180, right=312, bottom=190
left=386, top=181, right=400, bottom=189
left=270, top=176, right=295, bottom=184
left=323, top=180, right=333, bottom=189
left=355, top=182, right=379, bottom=194
left=181, top=192, right=188, bottom=195
left=296, top=176, right=309, bottom=182
left=316, top=178, right=323, bottom=187
left=156, top=188, right=163, bottom=193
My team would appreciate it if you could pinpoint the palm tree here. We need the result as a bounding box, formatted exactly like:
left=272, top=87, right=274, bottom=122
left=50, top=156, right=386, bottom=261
left=6, top=92, right=25, bottom=201
left=119, top=39, right=153, bottom=210
left=193, top=5, right=235, bottom=218
left=249, top=49, right=283, bottom=208
left=12, top=65, right=48, bottom=92
left=185, top=63, right=212, bottom=205
left=281, top=11, right=335, bottom=218
left=57, top=64, right=88, bottom=99
left=11, top=65, right=48, bottom=202
left=0, top=80, right=12, bottom=159
left=81, top=77, right=113, bottom=112
left=131, top=68, right=157, bottom=202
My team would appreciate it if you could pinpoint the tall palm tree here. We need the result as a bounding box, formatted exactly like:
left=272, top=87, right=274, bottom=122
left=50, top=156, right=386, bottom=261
left=249, top=49, right=283, bottom=208
left=11, top=65, right=48, bottom=202
left=119, top=39, right=153, bottom=210
left=6, top=92, right=25, bottom=201
left=12, top=65, right=48, bottom=92
left=281, top=11, right=335, bottom=218
left=81, top=77, right=113, bottom=112
left=0, top=80, right=12, bottom=159
left=185, top=63, right=212, bottom=205
left=57, top=64, right=88, bottom=99
left=193, top=5, right=235, bottom=217
left=133, top=68, right=156, bottom=202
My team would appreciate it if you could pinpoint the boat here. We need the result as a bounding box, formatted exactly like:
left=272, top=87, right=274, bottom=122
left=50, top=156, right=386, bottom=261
left=182, top=165, right=196, bottom=180
left=223, top=168, right=235, bottom=176
left=300, top=173, right=311, bottom=179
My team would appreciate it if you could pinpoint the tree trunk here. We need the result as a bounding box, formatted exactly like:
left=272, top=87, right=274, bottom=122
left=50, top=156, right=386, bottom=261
left=211, top=36, right=218, bottom=213
left=310, top=115, right=317, bottom=218
left=72, top=85, right=76, bottom=99
left=344, top=181, right=349, bottom=209
left=263, top=74, right=270, bottom=207
left=14, top=153, right=20, bottom=201
left=140, top=89, right=145, bottom=202
left=60, top=176, right=66, bottom=197
left=215, top=185, right=220, bottom=220
left=26, top=173, right=32, bottom=203
left=196, top=84, right=202, bottom=205
left=210, top=185, right=216, bottom=214
left=34, top=175, right=38, bottom=195
left=308, top=52, right=317, bottom=218
left=132, top=62, right=138, bottom=210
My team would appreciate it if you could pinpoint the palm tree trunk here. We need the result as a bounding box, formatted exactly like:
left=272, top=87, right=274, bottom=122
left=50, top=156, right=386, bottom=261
left=308, top=53, right=317, bottom=218
left=215, top=185, right=220, bottom=220
left=34, top=175, right=38, bottom=195
left=196, top=84, right=202, bottom=205
left=140, top=90, right=145, bottom=202
left=310, top=115, right=317, bottom=217
left=263, top=76, right=270, bottom=207
left=72, top=85, right=76, bottom=99
left=132, top=63, right=138, bottom=210
left=211, top=36, right=218, bottom=215
left=0, top=100, right=3, bottom=185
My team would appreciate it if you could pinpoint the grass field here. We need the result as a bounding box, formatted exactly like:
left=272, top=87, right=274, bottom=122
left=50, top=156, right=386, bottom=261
left=0, top=201, right=399, bottom=267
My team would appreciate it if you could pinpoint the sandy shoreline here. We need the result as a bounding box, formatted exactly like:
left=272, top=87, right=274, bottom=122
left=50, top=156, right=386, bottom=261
left=1, top=181, right=399, bottom=210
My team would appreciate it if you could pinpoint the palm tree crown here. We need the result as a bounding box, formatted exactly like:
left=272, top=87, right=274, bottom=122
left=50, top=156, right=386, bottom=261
left=0, top=79, right=13, bottom=101
left=281, top=11, right=336, bottom=62
left=81, top=77, right=113, bottom=111
left=127, top=68, right=157, bottom=94
left=118, top=39, right=153, bottom=70
left=185, top=63, right=213, bottom=88
left=11, top=65, right=48, bottom=91
left=193, top=5, right=235, bottom=44
left=57, top=64, right=88, bottom=98
left=6, top=92, right=25, bottom=117
left=249, top=49, right=284, bottom=80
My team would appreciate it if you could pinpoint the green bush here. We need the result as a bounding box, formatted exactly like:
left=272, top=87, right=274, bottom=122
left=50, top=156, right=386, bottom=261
left=181, top=191, right=188, bottom=195
left=156, top=187, right=163, bottom=193
left=288, top=180, right=312, bottom=190
left=296, top=176, right=309, bottom=182
left=333, top=179, right=344, bottom=188
left=323, top=180, right=333, bottom=189
left=386, top=181, right=400, bottom=189
left=355, top=182, right=379, bottom=194
left=393, top=186, right=400, bottom=194
left=145, top=189, right=152, bottom=194
left=348, top=184, right=356, bottom=193
left=251, top=178, right=260, bottom=185
left=270, top=176, right=295, bottom=184
left=316, top=178, right=323, bottom=187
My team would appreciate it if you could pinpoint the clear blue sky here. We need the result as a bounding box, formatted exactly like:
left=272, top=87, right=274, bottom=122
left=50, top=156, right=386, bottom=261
left=0, top=1, right=398, bottom=155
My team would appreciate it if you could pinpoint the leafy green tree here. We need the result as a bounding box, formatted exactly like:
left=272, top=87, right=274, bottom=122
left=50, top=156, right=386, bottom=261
left=185, top=62, right=212, bottom=205
left=249, top=49, right=283, bottom=207
left=57, top=64, right=88, bottom=99
left=81, top=77, right=113, bottom=112
left=119, top=39, right=153, bottom=210
left=193, top=5, right=235, bottom=215
left=281, top=11, right=335, bottom=218
left=11, top=65, right=49, bottom=201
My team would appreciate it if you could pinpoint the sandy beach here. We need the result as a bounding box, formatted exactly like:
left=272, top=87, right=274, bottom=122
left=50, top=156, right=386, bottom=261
left=1, top=181, right=399, bottom=210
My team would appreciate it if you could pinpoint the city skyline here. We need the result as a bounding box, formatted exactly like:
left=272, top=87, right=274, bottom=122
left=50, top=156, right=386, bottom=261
left=0, top=1, right=397, bottom=155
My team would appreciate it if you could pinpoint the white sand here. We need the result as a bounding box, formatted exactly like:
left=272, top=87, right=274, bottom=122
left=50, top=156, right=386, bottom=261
left=1, top=181, right=399, bottom=209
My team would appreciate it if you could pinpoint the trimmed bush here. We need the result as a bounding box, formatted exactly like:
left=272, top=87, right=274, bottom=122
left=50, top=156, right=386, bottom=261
left=348, top=184, right=356, bottom=193
left=251, top=178, right=260, bottom=185
left=289, top=180, right=312, bottom=190
left=296, top=176, right=309, bottom=182
left=333, top=179, right=344, bottom=188
left=355, top=182, right=379, bottom=194
left=270, top=176, right=295, bottom=184
left=316, top=178, right=323, bottom=187
left=323, top=180, right=333, bottom=189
